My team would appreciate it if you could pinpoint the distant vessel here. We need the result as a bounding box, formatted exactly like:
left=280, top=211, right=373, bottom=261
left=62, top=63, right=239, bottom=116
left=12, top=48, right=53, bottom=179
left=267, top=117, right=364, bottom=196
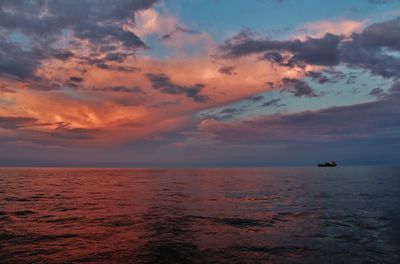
left=318, top=161, right=337, bottom=167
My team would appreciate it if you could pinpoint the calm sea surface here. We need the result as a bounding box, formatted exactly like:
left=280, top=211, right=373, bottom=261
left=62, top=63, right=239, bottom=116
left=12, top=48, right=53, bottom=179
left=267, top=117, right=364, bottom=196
left=0, top=167, right=399, bottom=263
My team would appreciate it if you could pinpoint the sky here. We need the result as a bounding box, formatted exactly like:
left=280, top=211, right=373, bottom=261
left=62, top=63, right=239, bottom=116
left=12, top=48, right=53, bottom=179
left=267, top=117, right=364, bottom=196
left=0, top=0, right=400, bottom=167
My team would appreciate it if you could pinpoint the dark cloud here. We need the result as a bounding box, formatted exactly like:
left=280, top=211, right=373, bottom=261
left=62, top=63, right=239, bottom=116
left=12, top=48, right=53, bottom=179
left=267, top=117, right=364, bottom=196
left=0, top=41, right=43, bottom=80
left=76, top=51, right=138, bottom=72
left=0, top=0, right=158, bottom=48
left=145, top=73, right=209, bottom=103
left=218, top=66, right=237, bottom=75
left=221, top=19, right=400, bottom=78
left=93, top=86, right=143, bottom=93
left=260, top=98, right=285, bottom=107
left=160, top=25, right=200, bottom=41
left=219, top=108, right=241, bottom=114
left=0, top=0, right=158, bottom=80
left=340, top=19, right=400, bottom=78
left=0, top=116, right=39, bottom=129
left=389, top=81, right=400, bottom=93
left=282, top=78, right=318, bottom=97
left=111, top=86, right=142, bottom=93
left=247, top=95, right=265, bottom=102
left=369, top=87, right=384, bottom=96
left=221, top=32, right=341, bottom=67
left=263, top=52, right=284, bottom=63
left=94, top=63, right=139, bottom=72
left=104, top=52, right=129, bottom=63
left=51, top=50, right=75, bottom=61
left=289, top=34, right=342, bottom=66
left=306, top=71, right=330, bottom=84
left=200, top=107, right=244, bottom=121
left=306, top=70, right=347, bottom=84
left=69, top=76, right=84, bottom=83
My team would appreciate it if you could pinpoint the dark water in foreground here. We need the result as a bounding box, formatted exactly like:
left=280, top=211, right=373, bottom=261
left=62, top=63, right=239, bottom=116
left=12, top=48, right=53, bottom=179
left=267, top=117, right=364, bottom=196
left=0, top=167, right=399, bottom=263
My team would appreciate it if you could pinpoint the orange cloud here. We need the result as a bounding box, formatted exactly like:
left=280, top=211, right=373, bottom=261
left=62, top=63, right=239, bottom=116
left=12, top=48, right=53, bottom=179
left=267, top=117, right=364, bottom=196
left=0, top=9, right=315, bottom=148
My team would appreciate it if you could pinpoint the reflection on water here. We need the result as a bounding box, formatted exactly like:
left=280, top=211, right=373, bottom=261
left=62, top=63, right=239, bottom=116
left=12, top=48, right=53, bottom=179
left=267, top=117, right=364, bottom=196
left=0, top=167, right=399, bottom=263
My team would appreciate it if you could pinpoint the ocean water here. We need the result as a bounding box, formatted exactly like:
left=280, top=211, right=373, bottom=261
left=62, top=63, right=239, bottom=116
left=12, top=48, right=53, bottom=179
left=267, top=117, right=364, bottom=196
left=0, top=167, right=399, bottom=264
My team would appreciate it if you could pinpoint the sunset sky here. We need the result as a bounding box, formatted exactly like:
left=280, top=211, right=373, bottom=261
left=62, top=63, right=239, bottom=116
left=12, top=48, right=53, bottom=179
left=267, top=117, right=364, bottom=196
left=1, top=0, right=400, bottom=167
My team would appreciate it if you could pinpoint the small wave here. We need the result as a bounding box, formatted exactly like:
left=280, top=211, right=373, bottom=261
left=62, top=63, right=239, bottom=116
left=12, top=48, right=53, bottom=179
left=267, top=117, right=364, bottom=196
left=0, top=232, right=18, bottom=241
left=13, top=210, right=37, bottom=216
left=44, top=216, right=82, bottom=224
left=33, top=233, right=79, bottom=242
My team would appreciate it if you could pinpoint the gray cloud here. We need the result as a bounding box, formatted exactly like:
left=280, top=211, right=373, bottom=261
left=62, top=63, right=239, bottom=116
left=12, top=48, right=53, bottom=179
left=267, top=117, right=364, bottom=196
left=93, top=86, right=143, bottom=93
left=0, top=0, right=158, bottom=80
left=369, top=87, right=384, bottom=96
left=221, top=18, right=400, bottom=78
left=0, top=0, right=157, bottom=48
left=218, top=66, right=237, bottom=75
left=247, top=95, right=265, bottom=102
left=0, top=41, right=43, bottom=80
left=0, top=116, right=39, bottom=129
left=221, top=32, right=341, bottom=67
left=160, top=25, right=200, bottom=41
left=94, top=63, right=139, bottom=72
left=146, top=73, right=209, bottom=103
left=306, top=70, right=347, bottom=84
left=69, top=76, right=84, bottom=83
left=282, top=78, right=318, bottom=97
left=263, top=51, right=284, bottom=64
left=111, top=86, right=142, bottom=93
left=260, top=98, right=285, bottom=107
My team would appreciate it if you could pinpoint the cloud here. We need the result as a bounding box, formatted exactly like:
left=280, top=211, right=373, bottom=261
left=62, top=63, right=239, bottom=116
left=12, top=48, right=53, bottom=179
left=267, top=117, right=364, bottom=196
left=110, top=86, right=143, bottom=93
left=0, top=0, right=158, bottom=48
left=0, top=41, right=43, bottom=80
left=262, top=52, right=284, bottom=64
left=0, top=0, right=160, bottom=81
left=369, top=87, right=384, bottom=96
left=220, top=18, right=400, bottom=78
left=94, top=63, right=139, bottom=72
left=247, top=95, right=265, bottom=102
left=281, top=78, right=318, bottom=97
left=51, top=50, right=75, bottom=61
left=200, top=107, right=244, bottom=121
left=260, top=98, right=285, bottom=107
left=218, top=66, right=237, bottom=75
left=69, top=76, right=84, bottom=83
left=145, top=73, right=209, bottom=103
left=160, top=26, right=200, bottom=41
left=306, top=70, right=347, bottom=84
left=2, top=1, right=399, bottom=161
left=0, top=116, right=39, bottom=129
left=92, top=86, right=143, bottom=93
left=221, top=32, right=342, bottom=67
left=340, top=18, right=400, bottom=78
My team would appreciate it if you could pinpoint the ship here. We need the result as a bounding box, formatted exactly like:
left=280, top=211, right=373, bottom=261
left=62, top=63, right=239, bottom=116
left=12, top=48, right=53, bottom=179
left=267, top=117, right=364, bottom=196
left=318, top=161, right=337, bottom=167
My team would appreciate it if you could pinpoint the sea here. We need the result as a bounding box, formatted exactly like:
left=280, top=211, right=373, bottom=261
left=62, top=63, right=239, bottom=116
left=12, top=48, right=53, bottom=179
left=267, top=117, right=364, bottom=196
left=0, top=167, right=399, bottom=263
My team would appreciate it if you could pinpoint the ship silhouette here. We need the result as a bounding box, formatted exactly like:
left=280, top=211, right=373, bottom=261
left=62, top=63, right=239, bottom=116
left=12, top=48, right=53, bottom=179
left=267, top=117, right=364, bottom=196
left=318, top=161, right=337, bottom=167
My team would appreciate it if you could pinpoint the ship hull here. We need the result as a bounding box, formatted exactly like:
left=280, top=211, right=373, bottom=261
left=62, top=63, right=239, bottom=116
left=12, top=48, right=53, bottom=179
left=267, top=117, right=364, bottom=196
left=318, top=164, right=337, bottom=167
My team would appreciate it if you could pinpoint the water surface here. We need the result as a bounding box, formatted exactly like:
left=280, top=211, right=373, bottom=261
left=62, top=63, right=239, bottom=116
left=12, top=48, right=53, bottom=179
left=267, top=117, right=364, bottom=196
left=0, top=167, right=399, bottom=263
